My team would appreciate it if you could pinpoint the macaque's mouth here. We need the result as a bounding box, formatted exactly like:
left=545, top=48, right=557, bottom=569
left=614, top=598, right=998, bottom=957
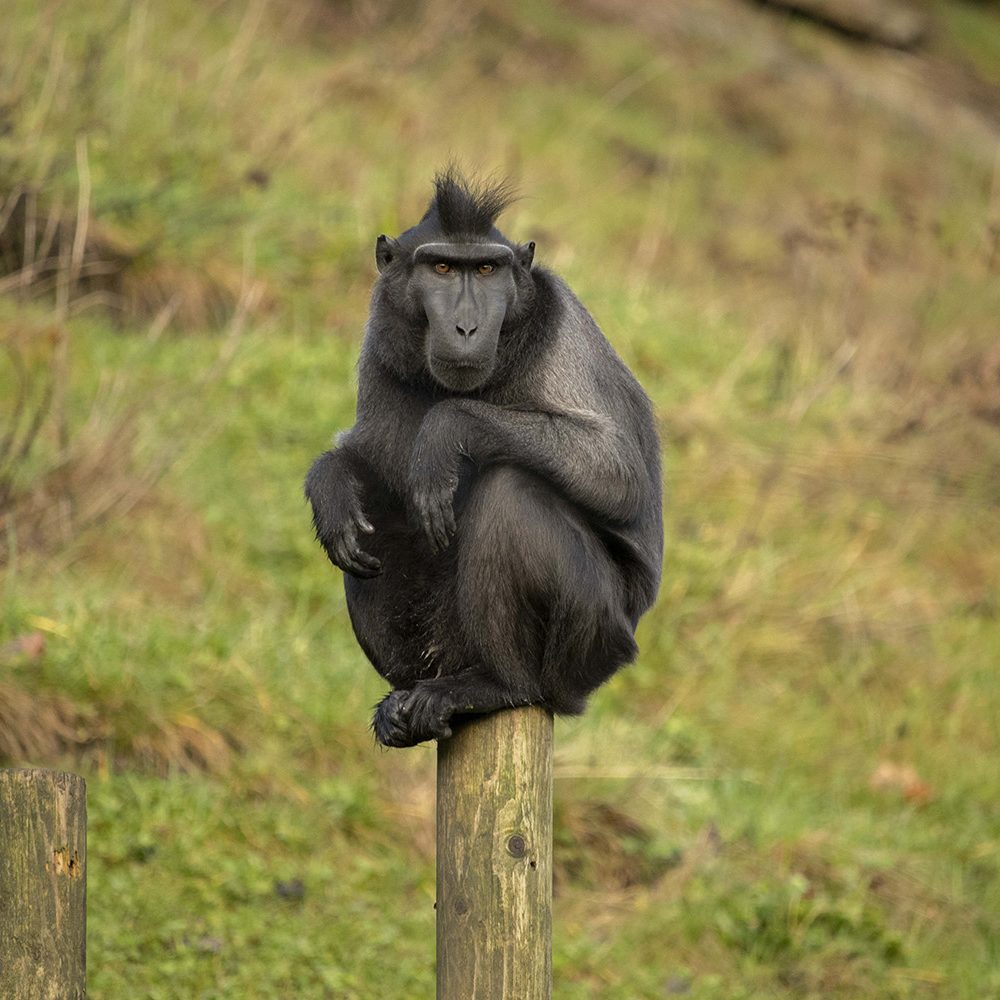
left=428, top=356, right=491, bottom=390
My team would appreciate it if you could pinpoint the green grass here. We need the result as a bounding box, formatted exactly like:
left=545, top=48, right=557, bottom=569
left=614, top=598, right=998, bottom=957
left=2, top=0, right=1000, bottom=996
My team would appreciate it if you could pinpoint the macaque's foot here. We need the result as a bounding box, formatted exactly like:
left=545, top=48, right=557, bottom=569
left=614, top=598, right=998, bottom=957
left=372, top=691, right=412, bottom=747
left=402, top=683, right=455, bottom=743
left=371, top=686, right=456, bottom=748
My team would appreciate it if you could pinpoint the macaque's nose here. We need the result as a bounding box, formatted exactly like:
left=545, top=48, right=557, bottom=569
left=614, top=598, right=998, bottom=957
left=456, top=322, right=477, bottom=338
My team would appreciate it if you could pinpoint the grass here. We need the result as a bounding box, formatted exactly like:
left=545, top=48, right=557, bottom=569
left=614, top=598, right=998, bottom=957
left=2, top=0, right=1000, bottom=996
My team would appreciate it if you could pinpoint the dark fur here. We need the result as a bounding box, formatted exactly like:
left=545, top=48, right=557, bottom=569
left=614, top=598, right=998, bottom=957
left=305, top=172, right=663, bottom=747
left=430, top=166, right=517, bottom=238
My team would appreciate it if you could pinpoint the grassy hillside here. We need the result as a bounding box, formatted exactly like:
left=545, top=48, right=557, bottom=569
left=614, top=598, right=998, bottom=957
left=2, top=0, right=999, bottom=996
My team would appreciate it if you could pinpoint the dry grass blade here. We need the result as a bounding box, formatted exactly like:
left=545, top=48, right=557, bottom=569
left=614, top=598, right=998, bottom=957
left=0, top=341, right=52, bottom=484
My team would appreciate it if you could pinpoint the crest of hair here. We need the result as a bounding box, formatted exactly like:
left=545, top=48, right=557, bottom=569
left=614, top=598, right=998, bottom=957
left=432, top=167, right=517, bottom=237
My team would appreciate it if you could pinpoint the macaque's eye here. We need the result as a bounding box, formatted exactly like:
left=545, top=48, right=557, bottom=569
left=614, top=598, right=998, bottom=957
left=434, top=262, right=451, bottom=274
left=477, top=263, right=495, bottom=275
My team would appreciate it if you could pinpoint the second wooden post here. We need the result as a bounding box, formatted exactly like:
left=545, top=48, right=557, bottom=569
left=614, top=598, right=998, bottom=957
left=436, top=705, right=553, bottom=1000
left=0, top=768, right=87, bottom=1000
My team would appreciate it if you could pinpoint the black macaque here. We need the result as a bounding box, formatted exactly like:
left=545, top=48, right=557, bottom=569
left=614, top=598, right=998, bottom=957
left=305, top=170, right=663, bottom=748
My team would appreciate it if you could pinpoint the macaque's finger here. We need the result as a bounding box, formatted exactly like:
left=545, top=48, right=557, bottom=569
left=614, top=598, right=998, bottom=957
left=349, top=551, right=382, bottom=576
left=417, top=498, right=441, bottom=553
left=351, top=547, right=381, bottom=568
left=333, top=529, right=382, bottom=578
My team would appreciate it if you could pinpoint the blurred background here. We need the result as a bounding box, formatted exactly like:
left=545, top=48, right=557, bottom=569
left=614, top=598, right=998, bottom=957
left=1, top=0, right=999, bottom=996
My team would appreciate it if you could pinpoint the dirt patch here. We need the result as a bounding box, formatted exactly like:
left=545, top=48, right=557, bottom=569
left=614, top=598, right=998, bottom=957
left=554, top=799, right=682, bottom=891
left=0, top=683, right=87, bottom=763
left=0, top=186, right=266, bottom=328
left=0, top=678, right=238, bottom=775
left=950, top=341, right=1000, bottom=427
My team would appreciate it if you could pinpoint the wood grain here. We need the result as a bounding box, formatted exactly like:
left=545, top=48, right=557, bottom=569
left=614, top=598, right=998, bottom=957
left=436, top=706, right=553, bottom=1000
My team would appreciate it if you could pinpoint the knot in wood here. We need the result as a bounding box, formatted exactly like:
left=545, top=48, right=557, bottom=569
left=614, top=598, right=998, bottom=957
left=506, top=834, right=527, bottom=859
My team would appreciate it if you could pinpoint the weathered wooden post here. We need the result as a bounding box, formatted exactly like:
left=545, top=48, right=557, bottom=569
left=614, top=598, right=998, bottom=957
left=0, top=769, right=87, bottom=1000
left=436, top=705, right=553, bottom=1000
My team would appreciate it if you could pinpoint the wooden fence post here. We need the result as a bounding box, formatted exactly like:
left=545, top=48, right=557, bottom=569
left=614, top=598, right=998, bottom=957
left=0, top=769, right=87, bottom=1000
left=436, top=705, right=553, bottom=1000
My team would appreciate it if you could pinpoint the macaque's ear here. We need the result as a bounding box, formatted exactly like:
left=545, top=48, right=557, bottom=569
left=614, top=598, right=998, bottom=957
left=516, top=240, right=536, bottom=270
left=376, top=235, right=401, bottom=273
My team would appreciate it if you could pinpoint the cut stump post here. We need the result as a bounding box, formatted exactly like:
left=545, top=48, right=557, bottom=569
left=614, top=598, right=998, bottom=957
left=436, top=705, right=553, bottom=1000
left=0, top=769, right=87, bottom=1000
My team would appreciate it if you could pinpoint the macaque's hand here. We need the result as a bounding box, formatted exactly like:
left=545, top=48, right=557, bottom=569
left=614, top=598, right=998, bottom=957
left=306, top=455, right=381, bottom=578
left=408, top=405, right=462, bottom=553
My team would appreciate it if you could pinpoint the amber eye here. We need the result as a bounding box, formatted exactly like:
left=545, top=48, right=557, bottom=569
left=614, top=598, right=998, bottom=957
left=434, top=262, right=451, bottom=274
left=477, top=263, right=495, bottom=275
